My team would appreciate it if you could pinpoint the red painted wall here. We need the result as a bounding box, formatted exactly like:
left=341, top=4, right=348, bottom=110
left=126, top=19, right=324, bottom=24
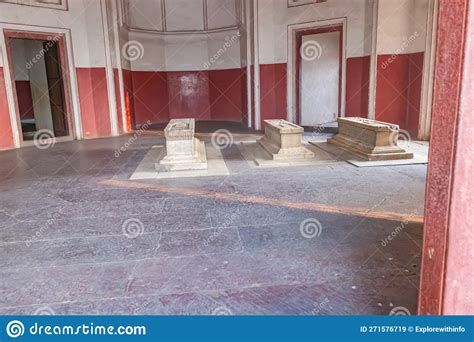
left=259, top=63, right=287, bottom=126
left=345, top=56, right=370, bottom=118
left=375, top=52, right=424, bottom=136
left=0, top=68, right=15, bottom=149
left=209, top=68, right=245, bottom=121
left=15, top=81, right=34, bottom=120
left=130, top=68, right=246, bottom=127
left=407, top=52, right=424, bottom=135
left=167, top=71, right=211, bottom=120
left=76, top=68, right=111, bottom=138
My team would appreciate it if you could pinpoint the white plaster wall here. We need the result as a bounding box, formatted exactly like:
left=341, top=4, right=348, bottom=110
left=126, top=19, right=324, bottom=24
left=122, top=0, right=243, bottom=72
left=0, top=0, right=108, bottom=68
left=257, top=0, right=375, bottom=64
left=376, top=0, right=428, bottom=55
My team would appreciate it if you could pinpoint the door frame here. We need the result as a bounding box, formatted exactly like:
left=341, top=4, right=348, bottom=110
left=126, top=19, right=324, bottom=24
left=287, top=18, right=347, bottom=125
left=0, top=25, right=82, bottom=147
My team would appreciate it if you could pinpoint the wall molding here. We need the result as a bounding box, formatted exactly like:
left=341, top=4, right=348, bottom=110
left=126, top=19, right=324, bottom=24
left=0, top=0, right=68, bottom=11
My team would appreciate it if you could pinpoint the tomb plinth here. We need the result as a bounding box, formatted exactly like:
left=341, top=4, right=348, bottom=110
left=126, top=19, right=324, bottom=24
left=258, top=119, right=314, bottom=160
left=158, top=119, right=207, bottom=171
left=327, top=117, right=413, bottom=160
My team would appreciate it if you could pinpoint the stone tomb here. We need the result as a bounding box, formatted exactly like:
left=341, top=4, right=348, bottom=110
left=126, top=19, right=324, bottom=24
left=258, top=119, right=314, bottom=160
left=327, top=117, right=413, bottom=160
left=157, top=119, right=207, bottom=171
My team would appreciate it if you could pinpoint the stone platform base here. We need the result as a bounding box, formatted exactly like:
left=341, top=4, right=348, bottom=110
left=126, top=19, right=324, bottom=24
left=158, top=138, right=207, bottom=171
left=238, top=140, right=337, bottom=168
left=258, top=136, right=315, bottom=161
left=131, top=143, right=228, bottom=180
left=328, top=135, right=413, bottom=161
left=328, top=117, right=413, bottom=161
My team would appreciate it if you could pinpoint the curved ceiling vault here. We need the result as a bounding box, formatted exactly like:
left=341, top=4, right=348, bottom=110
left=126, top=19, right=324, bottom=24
left=122, top=0, right=242, bottom=34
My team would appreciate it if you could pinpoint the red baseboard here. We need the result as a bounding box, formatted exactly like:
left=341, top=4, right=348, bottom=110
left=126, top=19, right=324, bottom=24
left=375, top=52, right=424, bottom=135
left=130, top=68, right=246, bottom=126
left=76, top=67, right=111, bottom=138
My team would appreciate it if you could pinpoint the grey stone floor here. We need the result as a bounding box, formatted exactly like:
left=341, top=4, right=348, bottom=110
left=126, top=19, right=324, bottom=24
left=0, top=134, right=426, bottom=315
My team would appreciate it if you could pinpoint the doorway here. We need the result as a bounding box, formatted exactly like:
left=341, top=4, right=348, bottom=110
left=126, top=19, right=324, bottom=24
left=292, top=24, right=343, bottom=128
left=5, top=32, right=72, bottom=144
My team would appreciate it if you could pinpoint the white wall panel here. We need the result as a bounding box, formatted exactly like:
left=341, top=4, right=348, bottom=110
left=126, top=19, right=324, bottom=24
left=165, top=0, right=204, bottom=32
left=125, top=0, right=163, bottom=32
left=207, top=0, right=239, bottom=30
left=376, top=0, right=428, bottom=55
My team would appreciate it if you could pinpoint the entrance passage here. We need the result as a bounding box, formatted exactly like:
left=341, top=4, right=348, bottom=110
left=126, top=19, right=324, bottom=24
left=9, top=37, right=69, bottom=141
left=300, top=31, right=341, bottom=127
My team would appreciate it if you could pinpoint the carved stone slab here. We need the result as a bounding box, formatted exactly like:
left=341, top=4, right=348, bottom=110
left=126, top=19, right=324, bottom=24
left=158, top=119, right=207, bottom=171
left=258, top=119, right=314, bottom=160
left=328, top=117, right=413, bottom=160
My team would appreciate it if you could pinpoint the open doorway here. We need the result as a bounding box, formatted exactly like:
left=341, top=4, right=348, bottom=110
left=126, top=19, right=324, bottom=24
left=288, top=22, right=345, bottom=129
left=5, top=32, right=72, bottom=144
left=298, top=28, right=342, bottom=127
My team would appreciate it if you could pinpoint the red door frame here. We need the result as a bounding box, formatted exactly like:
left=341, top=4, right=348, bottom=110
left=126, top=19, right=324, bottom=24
left=418, top=0, right=474, bottom=315
left=3, top=29, right=75, bottom=144
left=294, top=25, right=343, bottom=125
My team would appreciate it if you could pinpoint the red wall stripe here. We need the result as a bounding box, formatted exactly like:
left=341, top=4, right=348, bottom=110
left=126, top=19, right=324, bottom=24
left=209, top=68, right=245, bottom=121
left=130, top=68, right=246, bottom=126
left=76, top=68, right=111, bottom=138
left=406, top=52, right=424, bottom=136
left=259, top=63, right=287, bottom=126
left=375, top=52, right=424, bottom=135
left=0, top=67, right=15, bottom=149
left=345, top=56, right=370, bottom=118
left=167, top=71, right=211, bottom=120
